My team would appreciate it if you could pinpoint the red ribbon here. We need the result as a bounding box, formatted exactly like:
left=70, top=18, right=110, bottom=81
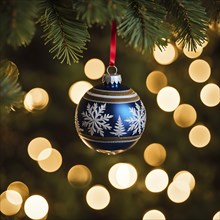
left=109, top=20, right=117, bottom=66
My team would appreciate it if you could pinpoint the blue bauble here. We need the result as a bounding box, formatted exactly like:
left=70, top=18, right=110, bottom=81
left=75, top=73, right=146, bottom=155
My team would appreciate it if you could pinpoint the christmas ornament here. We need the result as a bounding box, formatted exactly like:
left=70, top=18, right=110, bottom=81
left=75, top=21, right=146, bottom=154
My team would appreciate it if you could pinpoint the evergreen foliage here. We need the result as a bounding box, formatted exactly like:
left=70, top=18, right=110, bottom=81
left=161, top=0, right=209, bottom=50
left=0, top=0, right=219, bottom=113
left=118, top=0, right=170, bottom=53
left=0, top=0, right=38, bottom=49
left=0, top=60, right=24, bottom=115
left=38, top=0, right=90, bottom=65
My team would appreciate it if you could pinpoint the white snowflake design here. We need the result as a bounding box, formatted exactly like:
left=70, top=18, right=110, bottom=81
left=75, top=114, right=84, bottom=132
left=110, top=116, right=127, bottom=137
left=81, top=103, right=113, bottom=136
left=125, top=102, right=146, bottom=135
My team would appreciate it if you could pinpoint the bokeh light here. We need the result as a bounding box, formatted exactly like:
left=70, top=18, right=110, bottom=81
left=157, top=86, right=180, bottom=112
left=213, top=211, right=220, bottom=220
left=38, top=148, right=62, bottom=172
left=153, top=43, right=177, bottom=65
left=84, top=58, right=105, bottom=80
left=145, top=169, right=169, bottom=193
left=6, top=190, right=23, bottom=206
left=86, top=185, right=110, bottom=210
left=200, top=83, right=220, bottom=107
left=188, top=59, right=211, bottom=83
left=67, top=164, right=92, bottom=187
left=0, top=191, right=22, bottom=216
left=144, top=143, right=166, bottom=166
left=108, top=163, right=137, bottom=189
left=24, top=88, right=49, bottom=112
left=173, top=171, right=196, bottom=191
left=68, top=81, right=93, bottom=104
left=28, top=137, right=52, bottom=161
left=189, top=125, right=211, bottom=148
left=146, top=71, right=168, bottom=94
left=24, top=195, right=49, bottom=220
left=183, top=45, right=203, bottom=59
left=173, top=104, right=197, bottom=128
left=167, top=181, right=190, bottom=203
left=7, top=181, right=29, bottom=201
left=143, top=209, right=166, bottom=220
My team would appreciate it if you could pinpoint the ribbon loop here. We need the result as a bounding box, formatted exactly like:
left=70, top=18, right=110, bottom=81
left=109, top=20, right=117, bottom=66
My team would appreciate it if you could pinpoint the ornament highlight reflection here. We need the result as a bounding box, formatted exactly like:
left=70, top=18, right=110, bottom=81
left=86, top=185, right=110, bottom=210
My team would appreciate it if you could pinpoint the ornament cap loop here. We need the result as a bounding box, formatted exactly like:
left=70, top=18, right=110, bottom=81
left=107, top=65, right=118, bottom=75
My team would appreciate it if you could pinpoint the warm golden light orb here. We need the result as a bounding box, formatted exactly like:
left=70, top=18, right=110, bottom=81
left=24, top=88, right=49, bottom=112
left=153, top=43, right=177, bottom=65
left=146, top=71, right=168, bottom=94
left=28, top=137, right=52, bottom=161
left=188, top=59, right=211, bottom=83
left=86, top=185, right=110, bottom=210
left=108, top=163, right=137, bottom=189
left=183, top=45, right=203, bottom=59
left=145, top=169, right=169, bottom=193
left=200, top=83, right=220, bottom=107
left=84, top=58, right=105, bottom=80
left=38, top=148, right=62, bottom=172
left=7, top=181, right=29, bottom=201
left=157, top=86, right=180, bottom=112
left=189, top=125, right=211, bottom=148
left=167, top=181, right=190, bottom=203
left=173, top=104, right=197, bottom=128
left=24, top=195, right=49, bottom=220
left=143, top=209, right=166, bottom=220
left=67, top=164, right=92, bottom=187
left=144, top=143, right=166, bottom=166
left=173, top=170, right=196, bottom=191
left=68, top=81, right=93, bottom=104
left=0, top=191, right=22, bottom=216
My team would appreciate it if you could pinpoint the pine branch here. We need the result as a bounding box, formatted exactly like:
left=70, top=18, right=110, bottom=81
left=73, top=0, right=127, bottom=26
left=38, top=0, right=90, bottom=65
left=161, top=0, right=209, bottom=50
left=0, top=60, right=24, bottom=114
left=118, top=0, right=170, bottom=54
left=0, top=0, right=38, bottom=49
left=73, top=0, right=107, bottom=26
left=203, top=0, right=220, bottom=23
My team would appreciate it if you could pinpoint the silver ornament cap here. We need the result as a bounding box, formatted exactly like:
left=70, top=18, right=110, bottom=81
left=102, top=65, right=122, bottom=84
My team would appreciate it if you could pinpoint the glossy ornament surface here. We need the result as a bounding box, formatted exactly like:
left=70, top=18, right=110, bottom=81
left=75, top=73, right=146, bottom=155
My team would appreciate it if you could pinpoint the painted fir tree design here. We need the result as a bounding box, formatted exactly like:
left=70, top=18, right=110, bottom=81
left=81, top=103, right=113, bottom=136
left=125, top=102, right=146, bottom=135
left=110, top=116, right=127, bottom=137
